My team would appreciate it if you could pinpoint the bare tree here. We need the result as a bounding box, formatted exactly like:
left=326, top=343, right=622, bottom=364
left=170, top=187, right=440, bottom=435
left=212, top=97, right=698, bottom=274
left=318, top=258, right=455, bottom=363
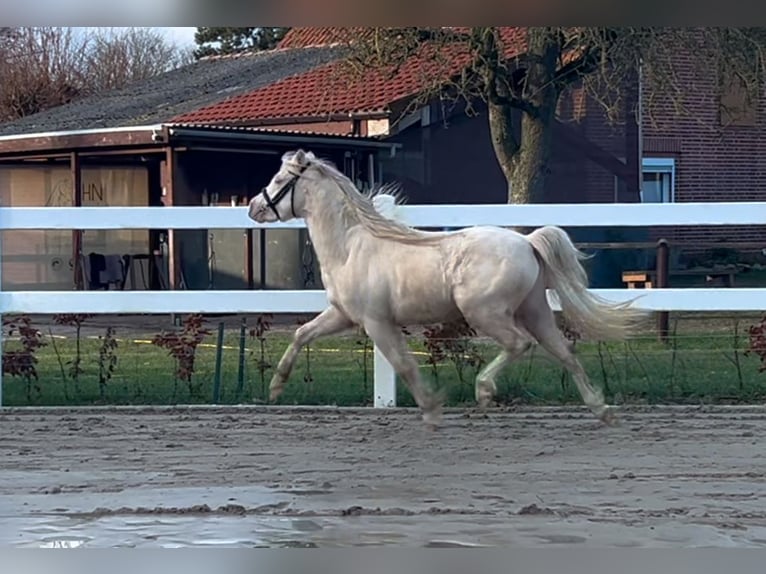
left=0, top=27, right=90, bottom=121
left=0, top=26, right=193, bottom=122
left=85, top=27, right=194, bottom=92
left=343, top=27, right=766, bottom=204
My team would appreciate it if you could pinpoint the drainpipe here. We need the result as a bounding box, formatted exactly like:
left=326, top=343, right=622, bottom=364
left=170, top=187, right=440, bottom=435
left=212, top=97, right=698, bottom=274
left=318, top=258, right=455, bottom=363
left=637, top=58, right=644, bottom=200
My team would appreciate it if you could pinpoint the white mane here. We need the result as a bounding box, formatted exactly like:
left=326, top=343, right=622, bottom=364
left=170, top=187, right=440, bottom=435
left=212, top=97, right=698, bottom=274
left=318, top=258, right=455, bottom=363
left=285, top=151, right=445, bottom=245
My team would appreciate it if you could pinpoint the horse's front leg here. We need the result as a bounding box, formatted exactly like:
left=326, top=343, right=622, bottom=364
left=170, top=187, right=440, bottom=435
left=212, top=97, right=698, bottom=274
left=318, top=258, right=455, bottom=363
left=269, top=306, right=353, bottom=402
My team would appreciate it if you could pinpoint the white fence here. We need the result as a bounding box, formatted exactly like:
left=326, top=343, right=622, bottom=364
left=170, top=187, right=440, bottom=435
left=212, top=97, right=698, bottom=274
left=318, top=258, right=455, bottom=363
left=1, top=201, right=765, bottom=408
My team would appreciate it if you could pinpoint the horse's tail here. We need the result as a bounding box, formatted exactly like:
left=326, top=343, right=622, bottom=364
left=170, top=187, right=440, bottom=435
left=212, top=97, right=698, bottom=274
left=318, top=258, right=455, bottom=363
left=526, top=225, right=649, bottom=341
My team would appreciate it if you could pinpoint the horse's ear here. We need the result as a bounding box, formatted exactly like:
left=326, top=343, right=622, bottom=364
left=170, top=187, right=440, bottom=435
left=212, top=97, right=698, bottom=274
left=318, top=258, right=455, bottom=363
left=293, top=149, right=309, bottom=167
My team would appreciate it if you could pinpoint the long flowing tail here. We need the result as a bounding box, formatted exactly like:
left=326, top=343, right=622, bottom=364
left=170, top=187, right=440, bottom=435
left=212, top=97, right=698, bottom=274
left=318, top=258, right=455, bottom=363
left=526, top=225, right=650, bottom=341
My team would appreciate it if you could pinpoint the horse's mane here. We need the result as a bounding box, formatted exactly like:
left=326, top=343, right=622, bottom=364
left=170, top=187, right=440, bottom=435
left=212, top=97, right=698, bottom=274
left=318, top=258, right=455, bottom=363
left=294, top=152, right=446, bottom=245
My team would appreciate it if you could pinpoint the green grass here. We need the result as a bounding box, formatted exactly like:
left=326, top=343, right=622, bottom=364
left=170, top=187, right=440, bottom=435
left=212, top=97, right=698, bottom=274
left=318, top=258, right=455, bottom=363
left=3, top=315, right=766, bottom=408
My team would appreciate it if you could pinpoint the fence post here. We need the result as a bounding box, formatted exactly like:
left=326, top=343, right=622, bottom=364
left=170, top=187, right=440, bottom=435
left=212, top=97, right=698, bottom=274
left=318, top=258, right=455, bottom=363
left=0, top=196, right=3, bottom=408
left=373, top=345, right=396, bottom=407
left=235, top=317, right=247, bottom=401
left=656, top=238, right=670, bottom=342
left=212, top=321, right=225, bottom=403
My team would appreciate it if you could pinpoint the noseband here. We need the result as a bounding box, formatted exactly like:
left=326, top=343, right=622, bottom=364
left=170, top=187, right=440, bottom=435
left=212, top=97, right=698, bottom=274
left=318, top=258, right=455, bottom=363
left=260, top=164, right=307, bottom=221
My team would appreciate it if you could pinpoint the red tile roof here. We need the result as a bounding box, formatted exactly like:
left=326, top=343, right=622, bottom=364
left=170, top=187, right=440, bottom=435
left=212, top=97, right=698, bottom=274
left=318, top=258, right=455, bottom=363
left=277, top=27, right=372, bottom=49
left=172, top=28, right=528, bottom=125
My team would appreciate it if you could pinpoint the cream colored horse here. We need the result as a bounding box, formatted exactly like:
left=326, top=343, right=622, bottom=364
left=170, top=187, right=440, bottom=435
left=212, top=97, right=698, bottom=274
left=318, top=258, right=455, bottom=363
left=248, top=149, right=648, bottom=428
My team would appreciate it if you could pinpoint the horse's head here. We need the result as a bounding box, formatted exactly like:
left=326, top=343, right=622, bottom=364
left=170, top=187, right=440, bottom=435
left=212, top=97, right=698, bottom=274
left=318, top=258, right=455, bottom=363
left=248, top=149, right=314, bottom=223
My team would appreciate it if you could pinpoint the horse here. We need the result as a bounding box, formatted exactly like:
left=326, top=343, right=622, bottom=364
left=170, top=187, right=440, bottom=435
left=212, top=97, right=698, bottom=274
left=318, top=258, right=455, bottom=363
left=247, top=149, right=649, bottom=429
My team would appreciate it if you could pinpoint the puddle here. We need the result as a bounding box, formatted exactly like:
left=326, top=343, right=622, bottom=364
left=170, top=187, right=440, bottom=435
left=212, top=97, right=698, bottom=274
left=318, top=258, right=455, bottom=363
left=38, top=536, right=90, bottom=548
left=5, top=505, right=766, bottom=548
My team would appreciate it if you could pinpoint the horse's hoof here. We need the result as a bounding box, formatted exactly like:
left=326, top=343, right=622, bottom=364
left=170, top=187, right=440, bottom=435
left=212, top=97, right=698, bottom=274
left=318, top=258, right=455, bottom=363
left=599, top=406, right=620, bottom=427
left=476, top=393, right=495, bottom=409
left=268, top=390, right=280, bottom=402
left=422, top=407, right=443, bottom=429
left=268, top=377, right=285, bottom=402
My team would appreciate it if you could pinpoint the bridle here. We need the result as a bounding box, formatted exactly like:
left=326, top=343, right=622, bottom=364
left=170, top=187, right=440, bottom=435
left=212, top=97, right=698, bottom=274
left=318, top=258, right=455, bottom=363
left=259, top=164, right=308, bottom=221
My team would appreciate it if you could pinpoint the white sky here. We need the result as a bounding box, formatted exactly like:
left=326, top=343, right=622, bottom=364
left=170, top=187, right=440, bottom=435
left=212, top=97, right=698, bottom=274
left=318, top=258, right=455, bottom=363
left=83, top=27, right=197, bottom=47
left=158, top=27, right=197, bottom=47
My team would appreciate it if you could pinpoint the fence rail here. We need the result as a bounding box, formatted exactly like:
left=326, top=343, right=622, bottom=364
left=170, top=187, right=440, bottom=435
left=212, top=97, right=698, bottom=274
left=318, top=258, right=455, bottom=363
left=1, top=202, right=765, bottom=408
left=3, top=201, right=766, bottom=229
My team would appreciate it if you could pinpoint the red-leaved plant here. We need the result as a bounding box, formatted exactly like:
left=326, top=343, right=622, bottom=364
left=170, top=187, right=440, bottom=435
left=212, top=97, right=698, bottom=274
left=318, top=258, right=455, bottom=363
left=2, top=315, right=47, bottom=402
left=152, top=314, right=211, bottom=400
left=746, top=314, right=766, bottom=372
left=249, top=313, right=273, bottom=400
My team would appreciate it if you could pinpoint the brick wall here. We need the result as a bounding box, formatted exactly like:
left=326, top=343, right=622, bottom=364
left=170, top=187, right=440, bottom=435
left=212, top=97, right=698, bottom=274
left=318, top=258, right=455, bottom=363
left=642, top=49, right=766, bottom=250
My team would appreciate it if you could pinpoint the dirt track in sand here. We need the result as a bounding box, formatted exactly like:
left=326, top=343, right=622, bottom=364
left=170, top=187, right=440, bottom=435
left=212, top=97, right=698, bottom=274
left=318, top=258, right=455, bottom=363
left=2, top=404, right=766, bottom=547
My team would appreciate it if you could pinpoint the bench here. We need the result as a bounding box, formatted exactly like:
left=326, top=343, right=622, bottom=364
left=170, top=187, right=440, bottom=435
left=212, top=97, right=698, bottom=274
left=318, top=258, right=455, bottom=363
left=622, top=267, right=740, bottom=289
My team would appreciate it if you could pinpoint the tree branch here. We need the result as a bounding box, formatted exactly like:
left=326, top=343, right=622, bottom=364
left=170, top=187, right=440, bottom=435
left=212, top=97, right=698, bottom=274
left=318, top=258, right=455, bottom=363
left=415, top=27, right=473, bottom=44
left=553, top=46, right=601, bottom=87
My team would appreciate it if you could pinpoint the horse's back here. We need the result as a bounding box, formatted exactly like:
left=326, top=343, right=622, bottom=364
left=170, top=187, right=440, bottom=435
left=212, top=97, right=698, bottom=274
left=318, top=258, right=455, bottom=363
left=443, top=225, right=542, bottom=302
left=445, top=225, right=535, bottom=260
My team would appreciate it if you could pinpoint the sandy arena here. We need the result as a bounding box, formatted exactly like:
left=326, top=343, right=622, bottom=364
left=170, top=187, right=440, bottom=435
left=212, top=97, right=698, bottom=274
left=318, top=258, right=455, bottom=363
left=1, top=404, right=766, bottom=547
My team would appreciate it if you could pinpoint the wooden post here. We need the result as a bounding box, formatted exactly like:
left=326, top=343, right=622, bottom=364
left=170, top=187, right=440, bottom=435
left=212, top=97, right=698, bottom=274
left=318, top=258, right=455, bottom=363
left=656, top=238, right=670, bottom=342
left=244, top=229, right=254, bottom=289
left=71, top=152, right=83, bottom=290
left=163, top=147, right=181, bottom=326
left=0, top=194, right=3, bottom=407
left=163, top=147, right=178, bottom=291
left=259, top=229, right=266, bottom=289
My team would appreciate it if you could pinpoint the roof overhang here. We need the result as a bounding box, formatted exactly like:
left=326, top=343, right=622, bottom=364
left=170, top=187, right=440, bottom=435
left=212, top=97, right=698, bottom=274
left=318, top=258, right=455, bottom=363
left=0, top=122, right=400, bottom=161
left=166, top=123, right=398, bottom=151
left=0, top=125, right=166, bottom=158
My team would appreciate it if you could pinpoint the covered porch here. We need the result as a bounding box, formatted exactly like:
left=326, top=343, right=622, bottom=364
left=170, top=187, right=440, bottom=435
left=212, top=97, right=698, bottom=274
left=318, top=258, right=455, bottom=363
left=0, top=123, right=398, bottom=292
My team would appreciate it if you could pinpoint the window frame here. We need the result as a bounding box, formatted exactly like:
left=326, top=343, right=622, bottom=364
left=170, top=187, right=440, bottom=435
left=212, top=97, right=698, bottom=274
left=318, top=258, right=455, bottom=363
left=641, top=156, right=676, bottom=204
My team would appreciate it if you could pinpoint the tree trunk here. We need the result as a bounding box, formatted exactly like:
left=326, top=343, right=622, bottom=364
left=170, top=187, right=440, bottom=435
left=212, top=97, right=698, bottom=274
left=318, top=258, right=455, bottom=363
left=487, top=98, right=518, bottom=187
left=509, top=101, right=556, bottom=204
left=507, top=28, right=561, bottom=205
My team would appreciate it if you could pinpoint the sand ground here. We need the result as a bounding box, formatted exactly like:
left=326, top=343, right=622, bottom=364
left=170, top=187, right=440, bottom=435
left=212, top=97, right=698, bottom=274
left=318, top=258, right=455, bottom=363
left=1, top=404, right=765, bottom=547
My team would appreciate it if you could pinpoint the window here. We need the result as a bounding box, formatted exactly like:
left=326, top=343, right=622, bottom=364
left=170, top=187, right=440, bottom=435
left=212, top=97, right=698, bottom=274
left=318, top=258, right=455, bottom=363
left=641, top=157, right=675, bottom=203
left=719, top=66, right=758, bottom=127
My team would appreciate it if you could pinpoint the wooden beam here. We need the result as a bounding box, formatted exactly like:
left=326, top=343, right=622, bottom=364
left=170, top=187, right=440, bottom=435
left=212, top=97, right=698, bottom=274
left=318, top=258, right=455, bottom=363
left=163, top=146, right=178, bottom=291
left=0, top=130, right=158, bottom=155
left=70, top=152, right=84, bottom=290
left=0, top=147, right=164, bottom=163
left=245, top=228, right=254, bottom=290
left=554, top=120, right=630, bottom=181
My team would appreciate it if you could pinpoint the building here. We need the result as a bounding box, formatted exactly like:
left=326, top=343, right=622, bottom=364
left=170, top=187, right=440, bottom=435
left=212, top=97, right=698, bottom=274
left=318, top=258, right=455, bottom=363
left=0, top=45, right=396, bottom=292
left=171, top=27, right=766, bottom=285
left=2, top=28, right=763, bottom=292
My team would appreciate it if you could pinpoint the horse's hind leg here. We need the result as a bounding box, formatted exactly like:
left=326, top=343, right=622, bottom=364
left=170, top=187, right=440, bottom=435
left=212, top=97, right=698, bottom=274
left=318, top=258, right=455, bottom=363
left=475, top=334, right=532, bottom=408
left=455, top=295, right=534, bottom=407
left=517, top=290, right=617, bottom=426
left=364, top=318, right=444, bottom=429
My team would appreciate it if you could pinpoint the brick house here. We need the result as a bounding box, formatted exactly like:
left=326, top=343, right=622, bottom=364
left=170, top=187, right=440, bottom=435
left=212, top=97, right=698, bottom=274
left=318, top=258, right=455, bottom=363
left=3, top=28, right=762, bottom=291
left=171, top=27, right=766, bottom=285
left=174, top=27, right=642, bottom=207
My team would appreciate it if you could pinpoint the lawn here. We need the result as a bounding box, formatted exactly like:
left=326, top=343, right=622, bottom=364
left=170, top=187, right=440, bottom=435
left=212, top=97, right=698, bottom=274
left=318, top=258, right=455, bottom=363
left=3, top=311, right=766, bottom=408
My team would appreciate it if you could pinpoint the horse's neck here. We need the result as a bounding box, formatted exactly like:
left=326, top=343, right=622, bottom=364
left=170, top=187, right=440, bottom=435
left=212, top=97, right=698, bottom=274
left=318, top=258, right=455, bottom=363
left=303, top=190, right=354, bottom=271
